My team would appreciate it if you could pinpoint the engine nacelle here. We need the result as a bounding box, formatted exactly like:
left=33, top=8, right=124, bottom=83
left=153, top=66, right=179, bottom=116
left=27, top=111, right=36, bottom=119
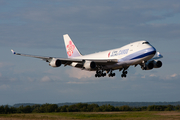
left=83, top=61, right=96, bottom=70
left=142, top=60, right=162, bottom=70
left=153, top=60, right=162, bottom=68
left=142, top=61, right=154, bottom=70
left=49, top=58, right=61, bottom=67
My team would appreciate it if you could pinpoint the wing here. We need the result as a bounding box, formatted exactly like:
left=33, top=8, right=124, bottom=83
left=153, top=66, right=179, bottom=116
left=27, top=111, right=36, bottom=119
left=11, top=49, right=117, bottom=68
left=11, top=49, right=51, bottom=61
left=152, top=52, right=163, bottom=60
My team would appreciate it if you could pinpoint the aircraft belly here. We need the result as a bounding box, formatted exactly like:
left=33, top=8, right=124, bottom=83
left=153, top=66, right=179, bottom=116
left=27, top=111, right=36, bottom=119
left=105, top=53, right=155, bottom=70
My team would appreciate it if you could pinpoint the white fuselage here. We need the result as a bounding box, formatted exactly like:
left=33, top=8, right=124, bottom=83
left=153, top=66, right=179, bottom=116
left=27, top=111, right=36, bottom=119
left=71, top=41, right=156, bottom=70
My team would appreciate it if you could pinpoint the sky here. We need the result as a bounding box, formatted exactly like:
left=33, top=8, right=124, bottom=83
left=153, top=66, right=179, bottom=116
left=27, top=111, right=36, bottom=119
left=0, top=0, right=180, bottom=105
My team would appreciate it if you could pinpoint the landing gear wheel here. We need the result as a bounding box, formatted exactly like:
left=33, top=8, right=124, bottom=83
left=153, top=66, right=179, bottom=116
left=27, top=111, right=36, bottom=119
left=121, top=70, right=128, bottom=78
left=121, top=74, right=126, bottom=78
left=121, top=74, right=123, bottom=78
left=112, top=73, right=115, bottom=76
left=108, top=72, right=115, bottom=77
left=123, top=71, right=127, bottom=74
left=95, top=69, right=106, bottom=78
left=102, top=73, right=106, bottom=77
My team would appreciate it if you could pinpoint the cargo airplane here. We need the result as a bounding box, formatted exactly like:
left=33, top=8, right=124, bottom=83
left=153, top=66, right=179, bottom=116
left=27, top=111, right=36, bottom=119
left=11, top=34, right=163, bottom=78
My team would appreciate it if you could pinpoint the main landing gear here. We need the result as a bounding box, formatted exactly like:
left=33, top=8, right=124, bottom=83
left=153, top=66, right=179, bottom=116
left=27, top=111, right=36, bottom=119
left=120, top=67, right=129, bottom=78
left=95, top=70, right=106, bottom=77
left=95, top=69, right=116, bottom=78
left=95, top=66, right=128, bottom=78
left=121, top=70, right=128, bottom=78
left=108, top=70, right=115, bottom=77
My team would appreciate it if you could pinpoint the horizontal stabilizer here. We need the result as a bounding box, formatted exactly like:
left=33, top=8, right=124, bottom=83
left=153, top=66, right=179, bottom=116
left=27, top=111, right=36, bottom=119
left=153, top=52, right=163, bottom=60
left=11, top=49, right=16, bottom=54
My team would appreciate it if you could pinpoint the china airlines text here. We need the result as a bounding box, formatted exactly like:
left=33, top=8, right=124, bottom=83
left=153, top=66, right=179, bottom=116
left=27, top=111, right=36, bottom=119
left=110, top=49, right=129, bottom=57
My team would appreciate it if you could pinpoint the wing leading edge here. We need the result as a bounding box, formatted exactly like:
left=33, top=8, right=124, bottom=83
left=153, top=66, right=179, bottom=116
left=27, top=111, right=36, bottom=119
left=11, top=49, right=118, bottom=68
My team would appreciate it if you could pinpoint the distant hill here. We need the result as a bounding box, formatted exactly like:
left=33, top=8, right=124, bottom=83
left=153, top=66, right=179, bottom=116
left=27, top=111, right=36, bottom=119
left=13, top=103, right=37, bottom=108
left=12, top=101, right=180, bottom=108
left=57, top=101, right=180, bottom=107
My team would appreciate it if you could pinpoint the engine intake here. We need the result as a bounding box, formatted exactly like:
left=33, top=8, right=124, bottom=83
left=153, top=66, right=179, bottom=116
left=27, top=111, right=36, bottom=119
left=49, top=58, right=61, bottom=67
left=83, top=60, right=96, bottom=70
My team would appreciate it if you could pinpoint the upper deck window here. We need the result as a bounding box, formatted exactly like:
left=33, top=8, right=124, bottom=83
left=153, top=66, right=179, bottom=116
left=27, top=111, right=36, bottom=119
left=142, top=41, right=149, bottom=44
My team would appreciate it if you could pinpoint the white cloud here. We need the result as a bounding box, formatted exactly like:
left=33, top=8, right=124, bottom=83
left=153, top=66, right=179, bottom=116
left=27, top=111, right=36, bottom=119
left=66, top=68, right=95, bottom=79
left=40, top=75, right=61, bottom=82
left=161, top=73, right=179, bottom=80
left=0, top=84, right=10, bottom=90
left=171, top=73, right=177, bottom=78
left=0, top=62, right=12, bottom=68
left=41, top=76, right=50, bottom=82
left=0, top=63, right=3, bottom=68
left=27, top=77, right=34, bottom=82
left=67, top=81, right=88, bottom=84
left=149, top=74, right=157, bottom=77
left=141, top=75, right=146, bottom=78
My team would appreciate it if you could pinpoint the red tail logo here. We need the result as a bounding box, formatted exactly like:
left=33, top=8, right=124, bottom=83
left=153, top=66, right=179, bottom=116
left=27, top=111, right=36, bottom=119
left=66, top=41, right=75, bottom=56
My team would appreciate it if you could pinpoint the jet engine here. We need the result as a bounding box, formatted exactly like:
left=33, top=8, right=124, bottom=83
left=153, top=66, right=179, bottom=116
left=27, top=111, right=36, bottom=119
left=153, top=60, right=162, bottom=68
left=142, top=60, right=162, bottom=70
left=49, top=58, right=61, bottom=67
left=83, top=60, right=96, bottom=70
left=142, top=61, right=154, bottom=70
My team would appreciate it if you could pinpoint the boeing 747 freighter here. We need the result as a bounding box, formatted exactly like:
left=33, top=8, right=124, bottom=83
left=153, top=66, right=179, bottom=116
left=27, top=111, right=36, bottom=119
left=11, top=34, right=163, bottom=78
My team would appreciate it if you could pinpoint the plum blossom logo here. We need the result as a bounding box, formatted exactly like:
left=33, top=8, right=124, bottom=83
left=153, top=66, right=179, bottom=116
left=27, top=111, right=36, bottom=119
left=67, top=41, right=75, bottom=56
left=108, top=52, right=111, bottom=57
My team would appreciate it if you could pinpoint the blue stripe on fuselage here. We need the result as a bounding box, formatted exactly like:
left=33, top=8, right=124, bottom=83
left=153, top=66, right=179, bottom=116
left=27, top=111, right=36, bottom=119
left=130, top=50, right=156, bottom=60
left=118, top=47, right=156, bottom=62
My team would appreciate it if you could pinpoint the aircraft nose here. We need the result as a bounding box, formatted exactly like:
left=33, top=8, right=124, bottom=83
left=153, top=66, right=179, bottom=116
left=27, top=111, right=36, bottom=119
left=150, top=46, right=156, bottom=55
left=144, top=46, right=156, bottom=56
left=152, top=46, right=156, bottom=54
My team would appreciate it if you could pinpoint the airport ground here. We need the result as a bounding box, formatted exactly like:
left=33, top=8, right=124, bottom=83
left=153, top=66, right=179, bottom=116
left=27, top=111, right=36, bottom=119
left=0, top=111, right=180, bottom=120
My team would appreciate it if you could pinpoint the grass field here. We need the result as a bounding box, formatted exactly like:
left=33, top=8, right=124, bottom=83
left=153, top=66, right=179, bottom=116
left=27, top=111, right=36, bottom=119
left=0, top=111, right=180, bottom=120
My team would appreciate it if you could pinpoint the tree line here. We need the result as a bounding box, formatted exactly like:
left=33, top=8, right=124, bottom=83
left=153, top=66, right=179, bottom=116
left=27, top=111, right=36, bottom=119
left=0, top=103, right=180, bottom=114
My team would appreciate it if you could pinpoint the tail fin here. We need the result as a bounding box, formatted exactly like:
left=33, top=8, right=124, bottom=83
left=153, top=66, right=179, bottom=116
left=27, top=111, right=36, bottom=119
left=63, top=34, right=82, bottom=58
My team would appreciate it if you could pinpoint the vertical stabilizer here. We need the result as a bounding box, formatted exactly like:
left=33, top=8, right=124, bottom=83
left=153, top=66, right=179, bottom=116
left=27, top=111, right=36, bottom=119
left=63, top=34, right=82, bottom=58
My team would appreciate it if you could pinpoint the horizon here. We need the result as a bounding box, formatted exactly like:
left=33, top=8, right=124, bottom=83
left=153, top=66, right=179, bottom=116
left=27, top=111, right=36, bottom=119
left=3, top=101, right=180, bottom=106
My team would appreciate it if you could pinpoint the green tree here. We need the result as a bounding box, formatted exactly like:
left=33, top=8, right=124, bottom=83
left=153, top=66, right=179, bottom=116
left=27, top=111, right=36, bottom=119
left=22, top=105, right=32, bottom=113
left=175, top=105, right=180, bottom=111
left=165, top=105, right=174, bottom=111
left=119, top=105, right=131, bottom=111
left=88, top=104, right=99, bottom=112
left=4, top=105, right=10, bottom=114
left=0, top=106, right=5, bottom=114
left=99, top=104, right=115, bottom=112
left=58, top=105, right=68, bottom=112
left=32, top=104, right=41, bottom=113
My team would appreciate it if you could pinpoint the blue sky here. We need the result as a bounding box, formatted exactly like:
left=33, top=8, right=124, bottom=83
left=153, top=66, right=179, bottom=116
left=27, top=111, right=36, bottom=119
left=0, top=0, right=180, bottom=105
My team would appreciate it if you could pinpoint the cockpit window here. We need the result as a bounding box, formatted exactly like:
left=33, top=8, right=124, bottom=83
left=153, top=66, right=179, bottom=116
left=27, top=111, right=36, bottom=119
left=142, top=41, right=149, bottom=44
